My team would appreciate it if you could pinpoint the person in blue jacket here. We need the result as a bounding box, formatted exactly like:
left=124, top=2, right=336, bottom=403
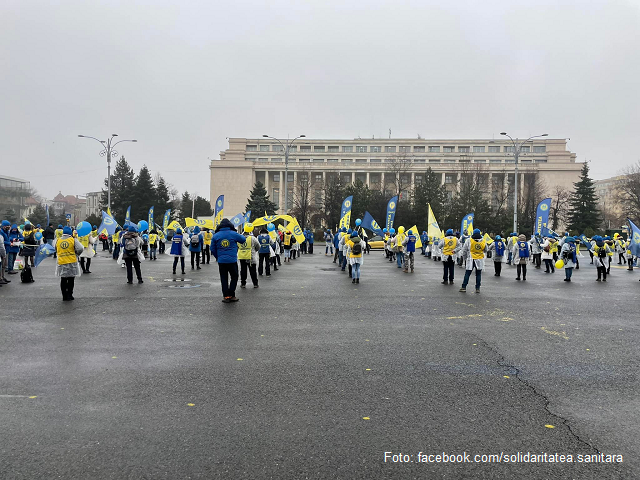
left=211, top=218, right=246, bottom=303
left=188, top=226, right=204, bottom=270
left=1, top=220, right=12, bottom=276
left=333, top=227, right=342, bottom=263
left=420, top=231, right=428, bottom=255
left=6, top=224, right=23, bottom=274
left=307, top=229, right=314, bottom=254
left=257, top=228, right=272, bottom=276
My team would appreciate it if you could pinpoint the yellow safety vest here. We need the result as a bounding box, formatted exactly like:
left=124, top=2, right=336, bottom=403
left=79, top=235, right=90, bottom=248
left=204, top=231, right=213, bottom=245
left=113, top=231, right=120, bottom=243
left=442, top=237, right=457, bottom=256
left=238, top=237, right=252, bottom=260
left=550, top=241, right=558, bottom=253
left=56, top=238, right=77, bottom=265
left=396, top=233, right=405, bottom=251
left=284, top=233, right=292, bottom=246
left=149, top=234, right=158, bottom=245
left=55, top=229, right=63, bottom=239
left=470, top=239, right=486, bottom=260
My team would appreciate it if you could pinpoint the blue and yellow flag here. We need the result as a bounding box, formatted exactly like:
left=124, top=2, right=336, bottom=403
left=577, top=234, right=593, bottom=251
left=125, top=206, right=131, bottom=224
left=534, top=198, right=552, bottom=236
left=244, top=211, right=252, bottom=223
left=214, top=195, right=224, bottom=228
left=185, top=217, right=215, bottom=229
left=461, top=213, right=474, bottom=236
left=339, top=196, right=353, bottom=229
left=287, top=217, right=306, bottom=244
left=427, top=204, right=441, bottom=240
left=229, top=213, right=245, bottom=229
left=386, top=196, right=398, bottom=230
left=361, top=211, right=383, bottom=236
left=163, top=209, right=171, bottom=231
left=97, top=210, right=118, bottom=236
left=166, top=220, right=182, bottom=231
left=628, top=218, right=640, bottom=257
left=148, top=206, right=154, bottom=231
left=34, top=243, right=56, bottom=268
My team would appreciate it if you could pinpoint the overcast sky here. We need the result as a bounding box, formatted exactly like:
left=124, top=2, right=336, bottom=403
left=3, top=0, right=639, bottom=201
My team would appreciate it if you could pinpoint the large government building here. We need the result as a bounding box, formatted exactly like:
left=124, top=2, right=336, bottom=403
left=210, top=137, right=581, bottom=228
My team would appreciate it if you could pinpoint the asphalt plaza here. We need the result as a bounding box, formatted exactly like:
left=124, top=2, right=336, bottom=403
left=0, top=249, right=637, bottom=479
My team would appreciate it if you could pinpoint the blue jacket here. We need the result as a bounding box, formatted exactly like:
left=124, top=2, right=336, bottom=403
left=307, top=231, right=314, bottom=244
left=333, top=233, right=340, bottom=249
left=188, top=233, right=204, bottom=252
left=7, top=226, right=22, bottom=253
left=406, top=234, right=417, bottom=253
left=257, top=234, right=271, bottom=254
left=420, top=233, right=428, bottom=244
left=1, top=228, right=10, bottom=250
left=211, top=219, right=246, bottom=264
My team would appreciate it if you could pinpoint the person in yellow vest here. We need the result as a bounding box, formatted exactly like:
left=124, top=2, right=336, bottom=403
left=393, top=226, right=406, bottom=269
left=158, top=230, right=166, bottom=254
left=54, top=226, right=83, bottom=301
left=239, top=223, right=260, bottom=288
left=202, top=228, right=213, bottom=264
left=460, top=228, right=487, bottom=293
left=614, top=233, right=626, bottom=265
left=593, top=236, right=611, bottom=281
left=78, top=229, right=96, bottom=274
left=148, top=229, right=158, bottom=260
left=512, top=234, right=530, bottom=281
left=282, top=230, right=296, bottom=263
left=346, top=230, right=366, bottom=284
left=625, top=239, right=635, bottom=271
left=549, top=238, right=559, bottom=263
left=438, top=229, right=460, bottom=285
left=112, top=227, right=122, bottom=260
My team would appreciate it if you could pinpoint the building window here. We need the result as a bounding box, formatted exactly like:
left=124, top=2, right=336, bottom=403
left=300, top=145, right=311, bottom=152
left=459, top=157, right=471, bottom=163
left=370, top=158, right=381, bottom=163
left=328, top=146, right=339, bottom=152
left=369, top=173, right=381, bottom=184
left=534, top=146, right=546, bottom=153
left=414, top=158, right=426, bottom=163
left=399, top=146, right=411, bottom=152
left=355, top=158, right=367, bottom=163
left=521, top=159, right=532, bottom=163
left=458, top=146, right=470, bottom=153
left=272, top=145, right=284, bottom=152
left=272, top=188, right=279, bottom=207
left=327, top=158, right=338, bottom=163
left=445, top=174, right=456, bottom=184
left=299, top=158, right=310, bottom=163
left=488, top=146, right=500, bottom=153
left=356, top=146, right=367, bottom=153
left=246, top=157, right=257, bottom=162
left=490, top=159, right=502, bottom=163
left=271, top=158, right=282, bottom=162
left=314, top=190, right=322, bottom=206
left=384, top=158, right=395, bottom=163
left=385, top=146, right=396, bottom=153
left=415, top=174, right=423, bottom=183
left=288, top=146, right=297, bottom=152
left=429, top=146, right=440, bottom=153
left=520, top=146, right=530, bottom=153
left=314, top=146, right=325, bottom=152
left=313, top=158, right=325, bottom=163
left=341, top=174, right=352, bottom=183
left=259, top=145, right=270, bottom=152
left=287, top=173, right=294, bottom=182
left=535, top=158, right=547, bottom=163
left=342, top=146, right=353, bottom=153
left=444, top=159, right=456, bottom=163
left=505, top=146, right=515, bottom=153
left=443, top=146, right=454, bottom=153
left=370, top=146, right=381, bottom=153
left=258, top=158, right=268, bottom=162
left=273, top=173, right=280, bottom=182
left=314, top=173, right=323, bottom=182
left=356, top=173, right=367, bottom=183
left=505, top=159, right=515, bottom=163
left=342, top=159, right=353, bottom=164
left=247, top=145, right=257, bottom=151
left=414, top=146, right=425, bottom=153
left=429, top=159, right=441, bottom=163
left=473, top=146, right=485, bottom=153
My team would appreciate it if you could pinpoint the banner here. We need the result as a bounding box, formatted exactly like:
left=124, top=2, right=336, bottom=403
left=214, top=195, right=224, bottom=228
left=97, top=210, right=119, bottom=236
left=534, top=198, right=552, bottom=236
left=361, top=211, right=383, bottom=236
left=339, top=196, right=353, bottom=229
left=461, top=213, right=474, bottom=236
left=125, top=206, right=131, bottom=224
left=386, top=196, right=398, bottom=230
left=34, top=243, right=56, bottom=268
left=427, top=204, right=441, bottom=240
left=244, top=211, right=252, bottom=224
left=148, top=206, right=154, bottom=232
left=483, top=233, right=494, bottom=245
left=46, top=204, right=49, bottom=227
left=163, top=209, right=171, bottom=231
left=185, top=217, right=215, bottom=229
left=628, top=218, right=640, bottom=257
left=229, top=213, right=246, bottom=230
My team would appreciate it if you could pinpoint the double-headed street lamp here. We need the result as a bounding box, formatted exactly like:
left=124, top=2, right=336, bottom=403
left=500, top=132, right=548, bottom=234
left=78, top=134, right=137, bottom=213
left=262, top=134, right=306, bottom=219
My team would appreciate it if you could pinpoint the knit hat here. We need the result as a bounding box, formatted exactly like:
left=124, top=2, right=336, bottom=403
left=350, top=231, right=358, bottom=238
left=63, top=226, right=72, bottom=235
left=446, top=229, right=453, bottom=236
left=518, top=234, right=526, bottom=241
left=495, top=235, right=501, bottom=240
left=1, top=220, right=10, bottom=227
left=473, top=228, right=481, bottom=235
left=128, top=225, right=137, bottom=232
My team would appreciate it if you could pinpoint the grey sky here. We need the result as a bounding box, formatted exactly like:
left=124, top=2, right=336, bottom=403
left=3, top=0, right=639, bottom=202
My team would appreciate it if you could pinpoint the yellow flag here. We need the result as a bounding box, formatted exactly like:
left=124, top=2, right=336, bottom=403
left=483, top=233, right=494, bottom=244
left=408, top=225, right=422, bottom=249
left=427, top=204, right=441, bottom=240
left=166, top=220, right=182, bottom=231
left=287, top=217, right=306, bottom=244
left=185, top=217, right=214, bottom=229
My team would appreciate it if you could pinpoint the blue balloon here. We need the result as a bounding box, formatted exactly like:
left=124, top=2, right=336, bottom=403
left=35, top=232, right=43, bottom=240
left=138, top=220, right=149, bottom=232
left=267, top=223, right=275, bottom=231
left=389, top=228, right=396, bottom=234
left=76, top=221, right=91, bottom=237
left=355, top=218, right=362, bottom=226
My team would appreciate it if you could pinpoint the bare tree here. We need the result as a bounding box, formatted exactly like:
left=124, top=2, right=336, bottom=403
left=549, top=185, right=570, bottom=231
left=518, top=171, right=547, bottom=234
left=615, top=162, right=640, bottom=224
left=291, top=167, right=318, bottom=228
left=384, top=152, right=413, bottom=200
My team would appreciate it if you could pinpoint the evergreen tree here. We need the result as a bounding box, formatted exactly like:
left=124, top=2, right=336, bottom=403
left=322, top=178, right=346, bottom=230
left=154, top=175, right=173, bottom=221
left=568, top=162, right=601, bottom=233
left=85, top=213, right=102, bottom=227
left=4, top=207, right=18, bottom=224
left=245, top=181, right=278, bottom=220
left=29, top=203, right=48, bottom=226
left=180, top=191, right=193, bottom=219
left=412, top=168, right=447, bottom=226
left=132, top=165, right=157, bottom=223
left=193, top=196, right=213, bottom=216
left=101, top=156, right=135, bottom=222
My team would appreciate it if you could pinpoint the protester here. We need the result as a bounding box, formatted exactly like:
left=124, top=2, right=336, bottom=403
left=120, top=225, right=144, bottom=284
left=325, top=229, right=333, bottom=256
left=211, top=218, right=246, bottom=303
left=512, top=234, right=530, bottom=281
left=238, top=223, right=260, bottom=288
left=307, top=229, right=314, bottom=254
left=78, top=229, right=96, bottom=274
left=283, top=229, right=296, bottom=263
left=347, top=230, right=365, bottom=283
left=541, top=236, right=555, bottom=273
left=54, top=226, right=83, bottom=300
left=43, top=223, right=56, bottom=246
left=460, top=229, right=486, bottom=293
left=488, top=235, right=506, bottom=276
left=170, top=227, right=189, bottom=275
left=402, top=229, right=417, bottom=273
left=257, top=228, right=272, bottom=276
left=560, top=236, right=577, bottom=282
left=188, top=226, right=204, bottom=270
left=202, top=228, right=212, bottom=264
left=112, top=227, right=122, bottom=260
left=149, top=229, right=158, bottom=260
left=21, top=223, right=37, bottom=268
left=439, top=229, right=460, bottom=285
left=593, top=236, right=611, bottom=281
left=6, top=224, right=22, bottom=274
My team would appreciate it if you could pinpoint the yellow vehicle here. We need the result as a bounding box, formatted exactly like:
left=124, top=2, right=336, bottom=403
left=368, top=235, right=385, bottom=250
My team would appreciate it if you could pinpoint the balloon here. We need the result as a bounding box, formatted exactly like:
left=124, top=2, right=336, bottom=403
left=267, top=223, right=275, bottom=231
left=383, top=228, right=388, bottom=233
left=244, top=223, right=254, bottom=233
left=142, top=234, right=149, bottom=241
left=138, top=220, right=149, bottom=232
left=389, top=228, right=396, bottom=234
left=355, top=218, right=362, bottom=226
left=35, top=232, right=43, bottom=241
left=76, top=221, right=91, bottom=237
left=555, top=260, right=564, bottom=269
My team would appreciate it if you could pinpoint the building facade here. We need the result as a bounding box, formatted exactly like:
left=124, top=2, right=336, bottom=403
left=210, top=137, right=581, bottom=227
left=0, top=175, right=32, bottom=221
left=595, top=175, right=625, bottom=229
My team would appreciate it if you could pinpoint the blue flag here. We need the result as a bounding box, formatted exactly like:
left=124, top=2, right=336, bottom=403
left=34, top=243, right=55, bottom=268
left=125, top=206, right=131, bottom=224
left=541, top=226, right=559, bottom=238
left=628, top=218, right=640, bottom=257
left=577, top=234, right=593, bottom=251
left=163, top=209, right=171, bottom=231
left=534, top=198, right=552, bottom=236
left=461, top=213, right=474, bottom=236
left=245, top=210, right=252, bottom=223
left=361, top=211, right=383, bottom=236
left=385, top=196, right=398, bottom=230
left=97, top=210, right=119, bottom=236
left=339, top=196, right=353, bottom=229
left=214, top=195, right=224, bottom=228
left=229, top=213, right=246, bottom=229
left=148, top=206, right=154, bottom=231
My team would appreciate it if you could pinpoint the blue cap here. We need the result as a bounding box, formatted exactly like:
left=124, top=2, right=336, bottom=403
left=446, top=229, right=453, bottom=236
left=1, top=220, right=9, bottom=227
left=37, top=224, right=41, bottom=227
left=350, top=231, right=358, bottom=238
left=128, top=225, right=137, bottom=232
left=92, top=225, right=97, bottom=229
left=495, top=235, right=501, bottom=240
left=63, top=226, right=72, bottom=235
left=176, top=228, right=182, bottom=234
left=473, top=228, right=481, bottom=235
left=389, top=228, right=396, bottom=234
left=194, top=226, right=200, bottom=233
left=407, top=230, right=413, bottom=235
left=58, top=224, right=63, bottom=228
left=341, top=227, right=346, bottom=232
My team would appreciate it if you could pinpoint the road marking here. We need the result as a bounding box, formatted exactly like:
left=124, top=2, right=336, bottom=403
left=362, top=417, right=370, bottom=420
left=540, top=327, right=569, bottom=340
left=237, top=358, right=243, bottom=361
left=187, top=403, right=195, bottom=407
left=545, top=424, right=555, bottom=429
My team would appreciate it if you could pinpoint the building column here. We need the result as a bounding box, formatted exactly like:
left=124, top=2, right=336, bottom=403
left=410, top=172, right=415, bottom=195
left=366, top=172, right=370, bottom=188
left=264, top=170, right=270, bottom=203
left=279, top=170, right=285, bottom=214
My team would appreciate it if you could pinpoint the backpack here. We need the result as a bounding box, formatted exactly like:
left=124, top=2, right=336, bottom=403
left=495, top=241, right=505, bottom=256
left=190, top=235, right=200, bottom=247
left=124, top=236, right=138, bottom=257
left=597, top=245, right=607, bottom=258
left=352, top=242, right=362, bottom=255
left=518, top=241, right=530, bottom=258
left=21, top=266, right=34, bottom=283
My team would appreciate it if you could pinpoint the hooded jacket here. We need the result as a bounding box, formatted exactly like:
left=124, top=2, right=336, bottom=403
left=7, top=225, right=23, bottom=253
left=211, top=218, right=246, bottom=263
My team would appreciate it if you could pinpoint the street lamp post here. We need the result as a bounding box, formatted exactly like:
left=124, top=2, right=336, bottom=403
left=78, top=134, right=137, bottom=213
left=262, top=134, right=306, bottom=220
left=500, top=132, right=548, bottom=233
